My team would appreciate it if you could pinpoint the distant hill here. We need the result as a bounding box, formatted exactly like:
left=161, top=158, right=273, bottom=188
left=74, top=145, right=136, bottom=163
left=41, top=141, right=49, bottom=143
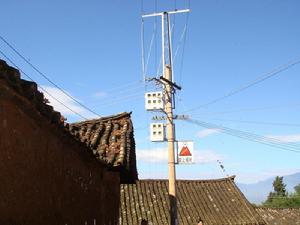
left=237, top=172, right=300, bottom=204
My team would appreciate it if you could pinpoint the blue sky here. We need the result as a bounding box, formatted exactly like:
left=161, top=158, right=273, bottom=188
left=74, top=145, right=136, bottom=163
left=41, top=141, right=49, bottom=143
left=1, top=0, right=300, bottom=184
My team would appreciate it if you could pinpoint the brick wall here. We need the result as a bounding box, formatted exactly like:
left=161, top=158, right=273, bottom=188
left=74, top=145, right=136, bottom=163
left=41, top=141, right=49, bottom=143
left=0, top=77, right=120, bottom=225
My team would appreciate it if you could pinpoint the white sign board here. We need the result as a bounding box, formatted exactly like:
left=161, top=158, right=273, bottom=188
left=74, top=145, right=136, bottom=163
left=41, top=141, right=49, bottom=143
left=177, top=141, right=194, bottom=164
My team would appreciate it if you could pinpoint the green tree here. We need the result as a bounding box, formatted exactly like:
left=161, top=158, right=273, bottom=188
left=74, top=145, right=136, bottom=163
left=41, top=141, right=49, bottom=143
left=263, top=178, right=300, bottom=208
left=273, top=176, right=287, bottom=196
left=294, top=184, right=300, bottom=195
left=263, top=176, right=287, bottom=207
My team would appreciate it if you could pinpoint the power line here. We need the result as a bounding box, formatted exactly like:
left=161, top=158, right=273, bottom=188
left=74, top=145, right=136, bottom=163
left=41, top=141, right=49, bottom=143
left=145, top=22, right=157, bottom=77
left=154, top=0, right=158, bottom=77
left=97, top=80, right=143, bottom=94
left=0, top=35, right=101, bottom=118
left=178, top=12, right=189, bottom=86
left=141, top=3, right=158, bottom=81
left=203, top=118, right=300, bottom=128
left=173, top=16, right=188, bottom=64
left=183, top=57, right=300, bottom=113
left=197, top=118, right=300, bottom=150
left=141, top=14, right=146, bottom=82
left=90, top=84, right=145, bottom=101
left=185, top=118, right=300, bottom=153
left=92, top=95, right=143, bottom=108
left=173, top=12, right=190, bottom=109
left=0, top=49, right=88, bottom=120
left=189, top=103, right=300, bottom=116
left=90, top=88, right=156, bottom=108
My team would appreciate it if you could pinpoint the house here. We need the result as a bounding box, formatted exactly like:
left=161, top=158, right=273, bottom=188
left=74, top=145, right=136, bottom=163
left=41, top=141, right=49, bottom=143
left=256, top=207, right=300, bottom=225
left=119, top=176, right=266, bottom=225
left=0, top=59, right=137, bottom=225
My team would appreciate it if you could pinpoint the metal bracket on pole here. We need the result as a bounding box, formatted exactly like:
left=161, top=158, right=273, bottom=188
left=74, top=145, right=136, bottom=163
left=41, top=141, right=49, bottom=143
left=142, top=9, right=190, bottom=18
left=152, top=115, right=190, bottom=121
left=159, top=76, right=182, bottom=90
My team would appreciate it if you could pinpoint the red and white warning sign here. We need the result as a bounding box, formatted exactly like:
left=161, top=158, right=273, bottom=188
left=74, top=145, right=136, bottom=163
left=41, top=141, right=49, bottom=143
left=177, top=141, right=194, bottom=164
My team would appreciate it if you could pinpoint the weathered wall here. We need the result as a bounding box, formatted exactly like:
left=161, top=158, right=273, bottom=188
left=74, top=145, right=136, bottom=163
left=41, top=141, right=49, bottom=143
left=0, top=78, right=120, bottom=225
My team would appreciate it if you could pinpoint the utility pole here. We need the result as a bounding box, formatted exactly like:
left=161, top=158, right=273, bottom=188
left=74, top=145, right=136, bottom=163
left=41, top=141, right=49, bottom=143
left=143, top=9, right=190, bottom=225
left=165, top=65, right=177, bottom=225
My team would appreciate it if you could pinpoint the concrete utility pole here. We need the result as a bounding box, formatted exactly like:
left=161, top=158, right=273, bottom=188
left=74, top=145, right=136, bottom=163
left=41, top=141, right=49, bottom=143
left=164, top=65, right=177, bottom=225
left=142, top=8, right=190, bottom=225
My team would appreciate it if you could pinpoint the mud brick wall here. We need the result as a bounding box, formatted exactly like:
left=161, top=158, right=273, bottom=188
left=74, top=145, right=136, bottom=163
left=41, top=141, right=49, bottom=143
left=0, top=61, right=120, bottom=225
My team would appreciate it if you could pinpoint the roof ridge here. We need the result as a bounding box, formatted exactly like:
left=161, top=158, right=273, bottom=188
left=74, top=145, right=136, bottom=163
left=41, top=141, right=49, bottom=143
left=0, top=59, right=64, bottom=127
left=70, top=112, right=132, bottom=125
left=136, top=176, right=236, bottom=183
left=256, top=207, right=300, bottom=210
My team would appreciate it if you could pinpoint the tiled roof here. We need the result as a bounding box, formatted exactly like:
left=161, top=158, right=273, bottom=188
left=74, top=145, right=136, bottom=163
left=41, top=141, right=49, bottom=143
left=68, top=112, right=138, bottom=183
left=256, top=207, right=300, bottom=225
left=120, top=177, right=266, bottom=225
left=0, top=59, right=137, bottom=183
left=0, top=59, right=63, bottom=127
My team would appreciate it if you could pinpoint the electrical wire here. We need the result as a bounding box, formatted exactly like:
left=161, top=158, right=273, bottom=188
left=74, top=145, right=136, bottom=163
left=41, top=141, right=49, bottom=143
left=96, top=80, right=143, bottom=94
left=174, top=12, right=189, bottom=108
left=0, top=35, right=101, bottom=118
left=141, top=1, right=146, bottom=82
left=183, top=57, right=300, bottom=113
left=90, top=89, right=156, bottom=108
left=154, top=0, right=158, bottom=78
left=178, top=12, right=189, bottom=86
left=173, top=21, right=188, bottom=64
left=93, top=95, right=143, bottom=108
left=204, top=118, right=300, bottom=128
left=144, top=22, right=157, bottom=77
left=0, top=49, right=88, bottom=120
left=141, top=1, right=158, bottom=80
left=141, top=17, right=146, bottom=83
left=189, top=103, right=300, bottom=116
left=172, top=0, right=176, bottom=57
left=185, top=118, right=300, bottom=153
left=90, top=84, right=145, bottom=101
left=209, top=119, right=300, bottom=149
left=173, top=3, right=190, bottom=110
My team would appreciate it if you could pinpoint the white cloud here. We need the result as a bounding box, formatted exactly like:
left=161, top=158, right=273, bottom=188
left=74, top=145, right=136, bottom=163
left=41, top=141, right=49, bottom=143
left=139, top=166, right=300, bottom=183
left=136, top=147, right=223, bottom=164
left=266, top=134, right=300, bottom=143
left=193, top=150, right=223, bottom=163
left=93, top=91, right=107, bottom=99
left=197, top=128, right=221, bottom=138
left=39, top=85, right=95, bottom=119
left=136, top=148, right=168, bottom=163
left=236, top=168, right=300, bottom=184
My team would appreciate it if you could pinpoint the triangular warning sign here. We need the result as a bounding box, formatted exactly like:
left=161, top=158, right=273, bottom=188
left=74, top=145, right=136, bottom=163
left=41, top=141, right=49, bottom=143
left=179, top=145, right=192, bottom=156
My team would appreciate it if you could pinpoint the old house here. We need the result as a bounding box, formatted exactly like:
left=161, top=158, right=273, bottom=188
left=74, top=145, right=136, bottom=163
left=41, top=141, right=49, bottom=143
left=0, top=59, right=137, bottom=225
left=119, top=176, right=266, bottom=225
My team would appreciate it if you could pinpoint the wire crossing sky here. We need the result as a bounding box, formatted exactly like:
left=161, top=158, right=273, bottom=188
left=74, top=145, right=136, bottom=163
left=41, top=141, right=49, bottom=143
left=0, top=0, right=300, bottom=184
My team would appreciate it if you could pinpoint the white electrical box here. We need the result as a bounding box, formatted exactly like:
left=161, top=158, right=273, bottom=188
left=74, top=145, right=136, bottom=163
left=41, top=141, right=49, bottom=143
left=150, top=123, right=165, bottom=142
left=145, top=91, right=164, bottom=111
